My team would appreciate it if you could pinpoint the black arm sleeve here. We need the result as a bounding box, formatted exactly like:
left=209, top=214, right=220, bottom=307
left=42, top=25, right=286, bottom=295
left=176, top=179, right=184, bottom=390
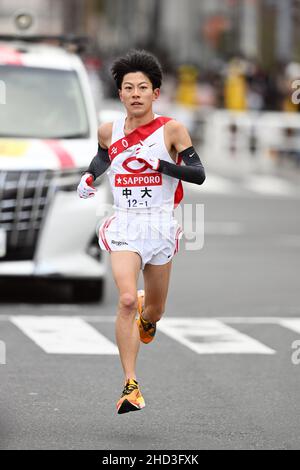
left=85, top=145, right=111, bottom=180
left=157, top=146, right=206, bottom=185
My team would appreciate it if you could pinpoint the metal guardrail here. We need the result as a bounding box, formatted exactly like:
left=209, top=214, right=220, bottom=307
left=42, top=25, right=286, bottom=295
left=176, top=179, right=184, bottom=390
left=198, top=110, right=300, bottom=175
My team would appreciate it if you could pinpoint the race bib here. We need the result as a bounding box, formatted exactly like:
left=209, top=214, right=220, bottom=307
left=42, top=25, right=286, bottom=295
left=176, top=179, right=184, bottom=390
left=114, top=172, right=163, bottom=209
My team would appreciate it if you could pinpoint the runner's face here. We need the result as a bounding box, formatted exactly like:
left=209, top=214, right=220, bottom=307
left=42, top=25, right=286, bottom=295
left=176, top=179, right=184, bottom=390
left=119, top=72, right=160, bottom=117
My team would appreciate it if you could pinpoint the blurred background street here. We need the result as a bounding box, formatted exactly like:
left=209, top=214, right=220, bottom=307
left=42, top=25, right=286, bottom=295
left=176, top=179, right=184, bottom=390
left=0, top=0, right=300, bottom=451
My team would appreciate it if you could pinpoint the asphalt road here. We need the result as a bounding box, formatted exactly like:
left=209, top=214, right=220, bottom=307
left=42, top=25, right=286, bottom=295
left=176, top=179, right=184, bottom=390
left=1, top=169, right=300, bottom=450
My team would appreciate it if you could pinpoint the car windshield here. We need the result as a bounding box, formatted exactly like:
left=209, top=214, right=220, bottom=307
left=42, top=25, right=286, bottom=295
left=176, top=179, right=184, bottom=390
left=0, top=66, right=90, bottom=139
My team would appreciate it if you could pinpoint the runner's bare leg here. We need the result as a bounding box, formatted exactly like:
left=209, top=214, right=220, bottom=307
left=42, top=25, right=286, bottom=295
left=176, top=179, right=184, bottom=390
left=142, top=260, right=172, bottom=323
left=111, top=251, right=142, bottom=382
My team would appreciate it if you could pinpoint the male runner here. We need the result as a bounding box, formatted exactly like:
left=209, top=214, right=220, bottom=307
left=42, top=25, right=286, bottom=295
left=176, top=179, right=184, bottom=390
left=77, top=50, right=205, bottom=414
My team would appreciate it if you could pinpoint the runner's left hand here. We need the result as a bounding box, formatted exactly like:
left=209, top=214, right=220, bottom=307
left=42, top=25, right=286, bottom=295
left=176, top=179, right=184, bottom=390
left=136, top=143, right=160, bottom=171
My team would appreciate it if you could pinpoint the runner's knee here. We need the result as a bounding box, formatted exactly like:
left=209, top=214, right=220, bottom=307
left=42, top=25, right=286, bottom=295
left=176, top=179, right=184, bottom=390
left=118, top=292, right=137, bottom=315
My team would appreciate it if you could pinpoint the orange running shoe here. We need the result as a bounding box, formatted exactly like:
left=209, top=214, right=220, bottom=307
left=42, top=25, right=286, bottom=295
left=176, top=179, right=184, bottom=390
left=136, top=289, right=156, bottom=344
left=117, top=379, right=145, bottom=414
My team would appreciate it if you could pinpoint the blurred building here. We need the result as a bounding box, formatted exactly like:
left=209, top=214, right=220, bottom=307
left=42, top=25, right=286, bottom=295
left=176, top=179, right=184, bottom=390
left=97, top=0, right=300, bottom=69
left=95, top=0, right=155, bottom=55
left=1, top=0, right=300, bottom=69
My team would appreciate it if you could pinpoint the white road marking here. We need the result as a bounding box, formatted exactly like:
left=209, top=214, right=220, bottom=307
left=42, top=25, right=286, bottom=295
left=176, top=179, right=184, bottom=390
left=214, top=317, right=300, bottom=324
left=157, top=318, right=275, bottom=354
left=203, top=222, right=244, bottom=235
left=180, top=222, right=245, bottom=239
left=279, top=319, right=300, bottom=334
left=2, top=315, right=300, bottom=324
left=189, top=174, right=236, bottom=194
left=245, top=175, right=296, bottom=196
left=186, top=172, right=299, bottom=198
left=81, top=316, right=300, bottom=325
left=11, top=316, right=118, bottom=355
left=0, top=340, right=6, bottom=364
left=4, top=316, right=300, bottom=355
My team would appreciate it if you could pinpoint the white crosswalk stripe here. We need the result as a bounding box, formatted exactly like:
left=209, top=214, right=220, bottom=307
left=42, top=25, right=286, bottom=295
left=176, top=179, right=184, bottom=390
left=187, top=172, right=300, bottom=198
left=279, top=319, right=300, bottom=334
left=3, top=316, right=300, bottom=356
left=157, top=318, right=275, bottom=354
left=11, top=316, right=119, bottom=355
left=245, top=175, right=296, bottom=196
left=194, top=174, right=236, bottom=194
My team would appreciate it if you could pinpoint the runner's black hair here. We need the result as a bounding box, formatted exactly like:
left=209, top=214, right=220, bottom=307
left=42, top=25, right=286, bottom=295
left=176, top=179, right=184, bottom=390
left=111, top=49, right=163, bottom=90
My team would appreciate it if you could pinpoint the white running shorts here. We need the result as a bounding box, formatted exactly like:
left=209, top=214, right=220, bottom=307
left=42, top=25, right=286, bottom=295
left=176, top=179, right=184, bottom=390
left=98, top=212, right=183, bottom=270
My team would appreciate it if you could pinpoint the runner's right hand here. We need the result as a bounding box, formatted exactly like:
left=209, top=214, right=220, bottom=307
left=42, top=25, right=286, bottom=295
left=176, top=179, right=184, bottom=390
left=77, top=173, right=97, bottom=199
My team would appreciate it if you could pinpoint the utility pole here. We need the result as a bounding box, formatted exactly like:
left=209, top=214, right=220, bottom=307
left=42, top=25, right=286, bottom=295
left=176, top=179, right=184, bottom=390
left=276, top=0, right=292, bottom=62
left=63, top=0, right=85, bottom=34
left=240, top=0, right=258, bottom=58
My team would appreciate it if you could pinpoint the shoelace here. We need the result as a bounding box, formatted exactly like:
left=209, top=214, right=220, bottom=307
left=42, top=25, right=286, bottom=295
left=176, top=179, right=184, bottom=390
left=140, top=315, right=155, bottom=332
left=121, top=381, right=138, bottom=397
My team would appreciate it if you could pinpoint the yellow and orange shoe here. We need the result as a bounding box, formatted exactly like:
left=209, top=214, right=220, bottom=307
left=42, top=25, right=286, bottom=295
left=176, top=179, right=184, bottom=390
left=136, top=289, right=156, bottom=344
left=117, top=378, right=145, bottom=415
